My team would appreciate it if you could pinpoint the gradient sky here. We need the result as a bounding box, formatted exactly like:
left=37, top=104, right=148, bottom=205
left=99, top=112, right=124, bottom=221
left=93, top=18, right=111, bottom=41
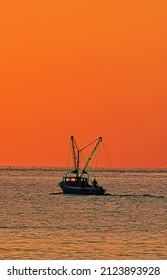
left=0, top=0, right=167, bottom=168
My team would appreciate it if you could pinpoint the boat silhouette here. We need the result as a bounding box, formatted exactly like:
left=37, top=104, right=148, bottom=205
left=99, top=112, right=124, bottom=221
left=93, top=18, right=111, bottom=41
left=58, top=135, right=106, bottom=195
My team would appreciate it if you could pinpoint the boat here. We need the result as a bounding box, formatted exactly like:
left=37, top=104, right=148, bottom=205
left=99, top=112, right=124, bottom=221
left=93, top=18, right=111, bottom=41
left=58, top=135, right=106, bottom=195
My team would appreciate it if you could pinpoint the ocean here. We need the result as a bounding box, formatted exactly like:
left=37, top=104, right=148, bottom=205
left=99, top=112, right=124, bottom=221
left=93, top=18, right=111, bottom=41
left=0, top=167, right=166, bottom=260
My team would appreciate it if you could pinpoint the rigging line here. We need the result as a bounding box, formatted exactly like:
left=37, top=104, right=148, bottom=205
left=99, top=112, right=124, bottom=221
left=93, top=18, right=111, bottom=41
left=80, top=150, right=90, bottom=161
left=102, top=142, right=121, bottom=190
left=79, top=137, right=101, bottom=152
left=102, top=142, right=112, bottom=168
left=88, top=142, right=101, bottom=180
left=93, top=142, right=101, bottom=178
left=67, top=140, right=72, bottom=170
left=80, top=147, right=97, bottom=167
left=96, top=141, right=101, bottom=167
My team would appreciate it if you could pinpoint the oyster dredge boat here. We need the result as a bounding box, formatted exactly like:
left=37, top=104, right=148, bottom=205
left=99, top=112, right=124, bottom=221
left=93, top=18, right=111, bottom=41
left=58, top=135, right=106, bottom=195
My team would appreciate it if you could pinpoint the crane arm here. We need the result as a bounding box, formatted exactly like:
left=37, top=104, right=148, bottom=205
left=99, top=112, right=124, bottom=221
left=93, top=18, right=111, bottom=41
left=81, top=137, right=102, bottom=176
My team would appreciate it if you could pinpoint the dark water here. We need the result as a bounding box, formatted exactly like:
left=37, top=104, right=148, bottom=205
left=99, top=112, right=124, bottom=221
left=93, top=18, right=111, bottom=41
left=0, top=167, right=166, bottom=259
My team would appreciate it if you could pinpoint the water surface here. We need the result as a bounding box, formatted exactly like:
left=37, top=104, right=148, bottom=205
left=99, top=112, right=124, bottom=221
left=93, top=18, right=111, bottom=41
left=0, top=167, right=166, bottom=259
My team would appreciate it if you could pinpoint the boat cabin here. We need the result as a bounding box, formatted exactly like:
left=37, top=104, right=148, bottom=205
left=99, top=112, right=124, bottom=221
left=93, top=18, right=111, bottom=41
left=64, top=176, right=90, bottom=187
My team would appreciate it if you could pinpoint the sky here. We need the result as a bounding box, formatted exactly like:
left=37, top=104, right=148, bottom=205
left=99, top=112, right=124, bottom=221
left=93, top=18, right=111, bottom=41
left=0, top=0, right=167, bottom=168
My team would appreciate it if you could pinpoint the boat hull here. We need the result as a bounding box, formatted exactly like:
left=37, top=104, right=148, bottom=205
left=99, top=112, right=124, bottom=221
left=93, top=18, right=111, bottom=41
left=59, top=182, right=105, bottom=195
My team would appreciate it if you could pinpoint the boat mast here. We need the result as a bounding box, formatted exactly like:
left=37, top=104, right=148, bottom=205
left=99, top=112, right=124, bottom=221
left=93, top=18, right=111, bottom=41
left=71, top=135, right=79, bottom=176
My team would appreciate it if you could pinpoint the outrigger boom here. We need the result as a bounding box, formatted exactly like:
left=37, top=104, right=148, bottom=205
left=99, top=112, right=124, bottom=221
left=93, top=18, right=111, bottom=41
left=71, top=135, right=102, bottom=176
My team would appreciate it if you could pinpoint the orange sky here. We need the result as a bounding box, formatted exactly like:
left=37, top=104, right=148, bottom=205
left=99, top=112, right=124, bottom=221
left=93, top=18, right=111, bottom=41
left=0, top=0, right=167, bottom=168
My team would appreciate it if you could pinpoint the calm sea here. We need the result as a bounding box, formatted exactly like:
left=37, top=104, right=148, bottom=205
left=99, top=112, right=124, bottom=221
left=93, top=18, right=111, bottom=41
left=0, top=167, right=166, bottom=260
